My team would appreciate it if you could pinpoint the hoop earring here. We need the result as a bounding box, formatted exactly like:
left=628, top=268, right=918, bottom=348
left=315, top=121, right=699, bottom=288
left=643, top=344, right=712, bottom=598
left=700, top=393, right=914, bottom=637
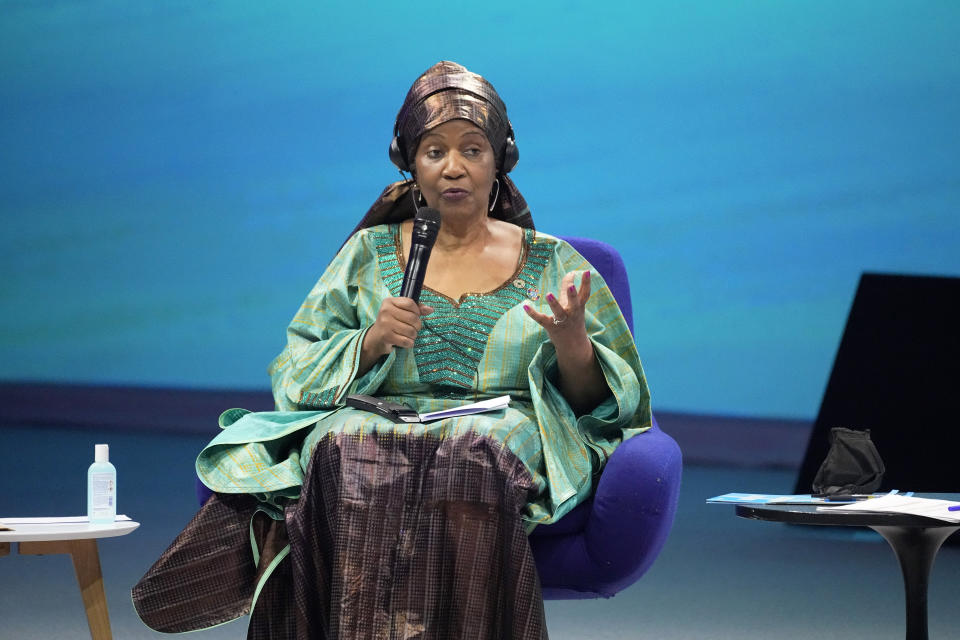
left=411, top=185, right=425, bottom=211
left=488, top=179, right=500, bottom=212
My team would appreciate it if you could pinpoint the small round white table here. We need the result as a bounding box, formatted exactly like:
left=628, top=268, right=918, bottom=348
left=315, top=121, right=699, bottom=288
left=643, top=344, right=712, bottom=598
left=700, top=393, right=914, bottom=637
left=0, top=516, right=139, bottom=640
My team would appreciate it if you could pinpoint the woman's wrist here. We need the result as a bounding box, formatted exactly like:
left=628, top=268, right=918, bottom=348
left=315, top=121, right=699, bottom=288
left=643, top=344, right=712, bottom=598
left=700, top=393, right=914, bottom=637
left=555, top=336, right=606, bottom=415
left=358, top=325, right=389, bottom=375
left=554, top=333, right=595, bottom=369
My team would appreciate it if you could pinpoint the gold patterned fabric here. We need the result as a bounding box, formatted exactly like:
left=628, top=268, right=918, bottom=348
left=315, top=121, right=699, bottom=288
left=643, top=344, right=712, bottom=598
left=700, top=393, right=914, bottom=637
left=394, top=61, right=512, bottom=171
left=286, top=431, right=545, bottom=639
left=134, top=435, right=545, bottom=639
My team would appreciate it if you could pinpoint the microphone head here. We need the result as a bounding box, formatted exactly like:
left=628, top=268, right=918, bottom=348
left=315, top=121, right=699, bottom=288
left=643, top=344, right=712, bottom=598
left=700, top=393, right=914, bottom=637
left=411, top=207, right=441, bottom=246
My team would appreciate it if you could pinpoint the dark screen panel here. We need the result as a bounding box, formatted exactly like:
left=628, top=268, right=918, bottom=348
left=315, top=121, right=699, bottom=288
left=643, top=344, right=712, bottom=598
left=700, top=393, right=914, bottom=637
left=795, top=273, right=960, bottom=493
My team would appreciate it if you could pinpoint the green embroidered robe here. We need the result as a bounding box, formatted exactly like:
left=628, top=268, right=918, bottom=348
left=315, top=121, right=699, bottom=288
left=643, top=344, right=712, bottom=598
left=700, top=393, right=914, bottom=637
left=196, top=224, right=650, bottom=526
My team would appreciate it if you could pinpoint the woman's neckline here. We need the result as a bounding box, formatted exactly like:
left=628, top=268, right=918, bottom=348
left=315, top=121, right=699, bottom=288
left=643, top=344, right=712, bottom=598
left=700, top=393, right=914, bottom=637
left=393, top=222, right=531, bottom=307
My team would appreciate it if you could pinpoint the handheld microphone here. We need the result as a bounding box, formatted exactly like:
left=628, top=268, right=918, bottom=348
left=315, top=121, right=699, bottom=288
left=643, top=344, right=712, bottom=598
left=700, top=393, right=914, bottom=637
left=400, top=207, right=441, bottom=302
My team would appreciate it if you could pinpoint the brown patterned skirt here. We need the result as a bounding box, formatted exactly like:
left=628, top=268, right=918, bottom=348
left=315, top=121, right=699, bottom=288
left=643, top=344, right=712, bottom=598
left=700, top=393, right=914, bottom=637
left=133, top=432, right=548, bottom=639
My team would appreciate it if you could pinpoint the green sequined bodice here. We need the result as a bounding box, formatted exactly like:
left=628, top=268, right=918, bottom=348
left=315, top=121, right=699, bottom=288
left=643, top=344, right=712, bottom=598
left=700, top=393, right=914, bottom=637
left=373, top=224, right=551, bottom=389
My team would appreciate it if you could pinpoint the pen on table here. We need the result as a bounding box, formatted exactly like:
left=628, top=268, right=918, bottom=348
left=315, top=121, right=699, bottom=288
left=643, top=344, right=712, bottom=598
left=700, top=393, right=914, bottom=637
left=948, top=506, right=960, bottom=512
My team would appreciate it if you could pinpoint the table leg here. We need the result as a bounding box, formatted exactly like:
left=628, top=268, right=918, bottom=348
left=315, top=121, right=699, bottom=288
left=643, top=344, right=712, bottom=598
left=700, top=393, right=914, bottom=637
left=0, top=541, right=9, bottom=556
left=870, top=525, right=959, bottom=640
left=18, top=538, right=113, bottom=640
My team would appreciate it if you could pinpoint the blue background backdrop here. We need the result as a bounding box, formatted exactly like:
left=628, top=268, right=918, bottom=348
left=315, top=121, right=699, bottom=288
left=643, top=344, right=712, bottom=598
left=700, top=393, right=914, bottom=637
left=2, top=1, right=958, bottom=420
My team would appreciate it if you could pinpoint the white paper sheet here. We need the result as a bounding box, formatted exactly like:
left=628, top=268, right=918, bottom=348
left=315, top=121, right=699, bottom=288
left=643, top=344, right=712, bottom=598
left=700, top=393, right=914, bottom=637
left=818, top=495, right=960, bottom=522
left=0, top=515, right=132, bottom=525
left=418, top=395, right=510, bottom=422
left=706, top=493, right=892, bottom=505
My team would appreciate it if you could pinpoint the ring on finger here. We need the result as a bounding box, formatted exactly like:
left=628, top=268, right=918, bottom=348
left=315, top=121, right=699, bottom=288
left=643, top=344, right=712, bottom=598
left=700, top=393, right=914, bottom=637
left=552, top=316, right=566, bottom=325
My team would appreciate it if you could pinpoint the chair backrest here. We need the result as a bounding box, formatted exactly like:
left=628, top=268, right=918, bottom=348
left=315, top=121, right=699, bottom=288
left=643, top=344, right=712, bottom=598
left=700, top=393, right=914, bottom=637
left=559, top=236, right=634, bottom=335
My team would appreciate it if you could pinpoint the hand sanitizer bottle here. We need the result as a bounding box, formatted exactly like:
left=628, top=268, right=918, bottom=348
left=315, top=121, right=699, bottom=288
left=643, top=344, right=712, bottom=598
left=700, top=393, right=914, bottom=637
left=87, top=444, right=117, bottom=524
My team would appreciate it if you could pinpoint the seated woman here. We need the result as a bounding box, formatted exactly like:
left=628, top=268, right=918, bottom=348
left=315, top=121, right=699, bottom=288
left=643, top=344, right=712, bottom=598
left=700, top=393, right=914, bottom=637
left=134, top=61, right=651, bottom=640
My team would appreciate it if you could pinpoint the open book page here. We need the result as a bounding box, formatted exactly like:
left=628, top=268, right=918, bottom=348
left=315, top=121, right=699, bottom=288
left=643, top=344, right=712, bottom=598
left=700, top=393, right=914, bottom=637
left=419, top=395, right=510, bottom=422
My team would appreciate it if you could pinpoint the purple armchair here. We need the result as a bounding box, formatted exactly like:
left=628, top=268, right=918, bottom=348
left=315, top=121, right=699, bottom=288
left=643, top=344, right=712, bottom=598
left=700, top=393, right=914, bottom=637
left=196, top=235, right=681, bottom=599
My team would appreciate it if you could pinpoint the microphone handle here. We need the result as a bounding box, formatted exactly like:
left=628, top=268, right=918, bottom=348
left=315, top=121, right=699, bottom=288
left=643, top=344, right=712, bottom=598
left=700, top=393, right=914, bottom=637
left=400, top=243, right=433, bottom=303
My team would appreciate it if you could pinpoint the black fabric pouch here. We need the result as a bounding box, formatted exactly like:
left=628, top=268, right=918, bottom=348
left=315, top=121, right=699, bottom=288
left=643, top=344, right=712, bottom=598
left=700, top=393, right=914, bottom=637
left=811, top=427, right=886, bottom=496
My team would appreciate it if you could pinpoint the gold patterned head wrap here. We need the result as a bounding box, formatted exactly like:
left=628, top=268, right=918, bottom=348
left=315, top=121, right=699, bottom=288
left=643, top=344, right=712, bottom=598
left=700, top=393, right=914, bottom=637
left=394, top=61, right=513, bottom=172
left=351, top=61, right=533, bottom=237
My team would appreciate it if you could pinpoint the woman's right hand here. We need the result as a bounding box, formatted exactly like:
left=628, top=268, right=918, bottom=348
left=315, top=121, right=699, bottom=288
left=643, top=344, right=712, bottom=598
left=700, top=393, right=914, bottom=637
left=361, top=297, right=435, bottom=364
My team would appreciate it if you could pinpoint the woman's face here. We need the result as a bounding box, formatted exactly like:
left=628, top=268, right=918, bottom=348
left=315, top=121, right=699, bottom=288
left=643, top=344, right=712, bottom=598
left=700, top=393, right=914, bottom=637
left=413, top=119, right=497, bottom=219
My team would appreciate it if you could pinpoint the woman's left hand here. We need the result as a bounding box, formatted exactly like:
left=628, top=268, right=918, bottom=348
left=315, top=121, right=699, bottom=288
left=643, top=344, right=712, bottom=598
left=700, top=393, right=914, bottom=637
left=523, top=270, right=607, bottom=414
left=522, top=270, right=592, bottom=348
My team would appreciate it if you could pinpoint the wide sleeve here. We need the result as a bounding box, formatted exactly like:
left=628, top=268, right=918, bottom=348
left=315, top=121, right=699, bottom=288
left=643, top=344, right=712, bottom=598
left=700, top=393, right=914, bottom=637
left=524, top=238, right=652, bottom=514
left=267, top=229, right=397, bottom=411
left=527, top=273, right=651, bottom=448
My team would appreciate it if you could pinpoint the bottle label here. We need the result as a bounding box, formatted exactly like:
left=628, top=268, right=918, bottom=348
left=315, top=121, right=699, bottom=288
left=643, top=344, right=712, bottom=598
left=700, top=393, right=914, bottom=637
left=90, top=472, right=115, bottom=512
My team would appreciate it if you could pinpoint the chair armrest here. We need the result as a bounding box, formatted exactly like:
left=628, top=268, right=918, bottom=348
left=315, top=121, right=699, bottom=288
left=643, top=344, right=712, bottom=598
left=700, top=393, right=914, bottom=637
left=532, top=423, right=682, bottom=598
